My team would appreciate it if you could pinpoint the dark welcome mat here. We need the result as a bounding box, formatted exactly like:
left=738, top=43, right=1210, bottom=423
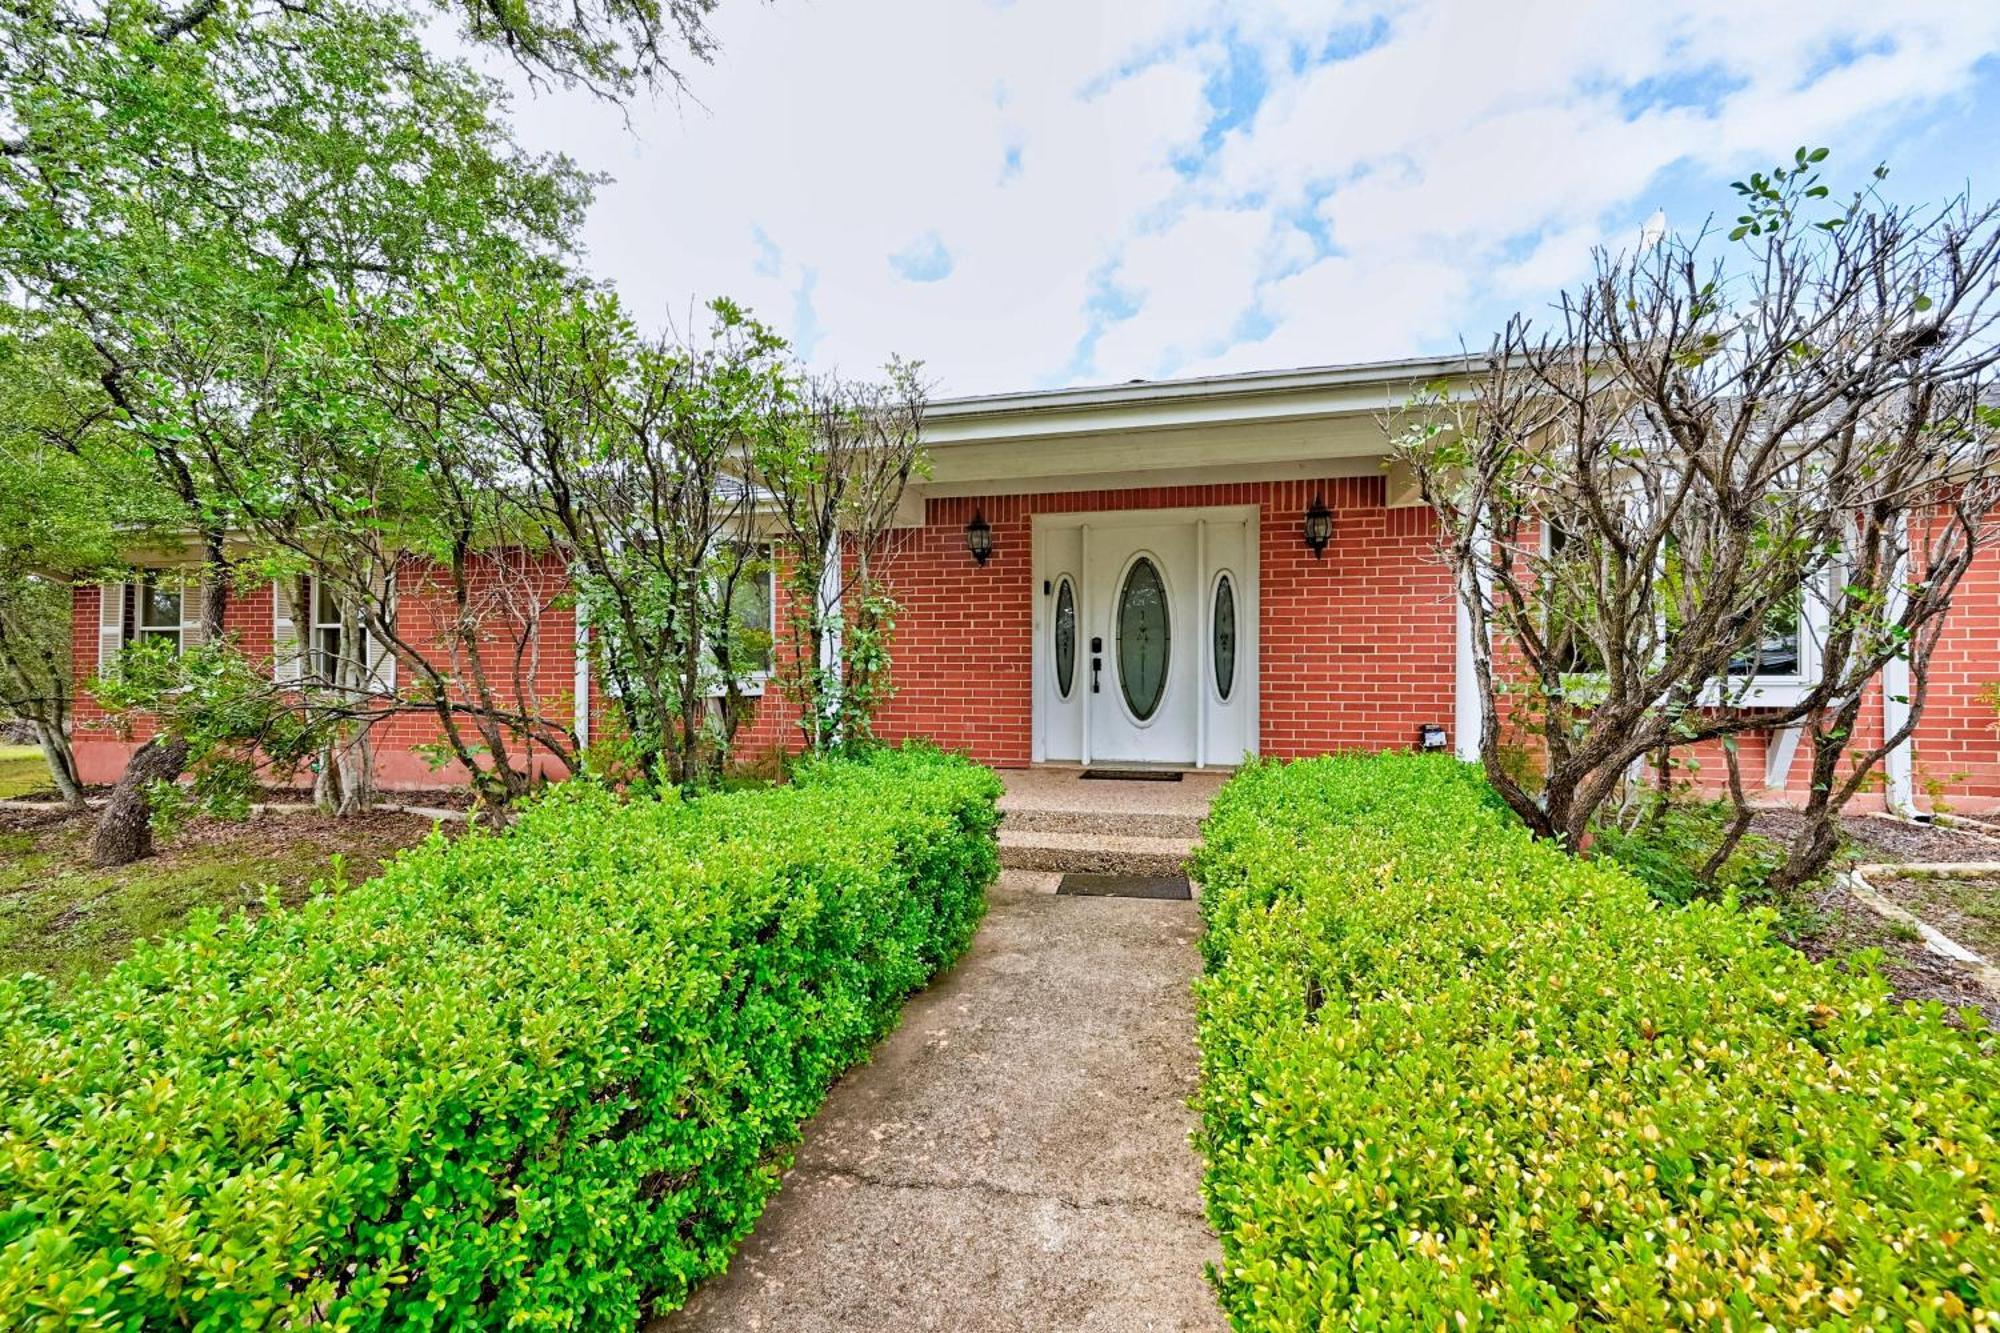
left=1079, top=769, right=1183, bottom=782
left=1057, top=872, right=1192, bottom=900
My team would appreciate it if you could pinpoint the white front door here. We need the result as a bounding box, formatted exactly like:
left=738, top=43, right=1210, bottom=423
left=1086, top=521, right=1198, bottom=764
left=1034, top=506, right=1256, bottom=767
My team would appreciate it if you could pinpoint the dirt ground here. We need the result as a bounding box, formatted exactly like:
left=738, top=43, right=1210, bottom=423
left=1751, top=808, right=2000, bottom=866
left=0, top=806, right=449, bottom=985
left=1868, top=871, right=2000, bottom=964
left=1748, top=811, right=2000, bottom=1026
left=1791, top=877, right=1997, bottom=1026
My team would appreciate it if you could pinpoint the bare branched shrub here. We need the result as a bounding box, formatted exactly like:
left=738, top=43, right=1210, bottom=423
left=1398, top=151, right=2000, bottom=892
left=759, top=362, right=928, bottom=754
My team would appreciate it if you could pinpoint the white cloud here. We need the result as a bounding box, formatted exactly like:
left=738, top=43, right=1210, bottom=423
left=476, top=0, right=2000, bottom=393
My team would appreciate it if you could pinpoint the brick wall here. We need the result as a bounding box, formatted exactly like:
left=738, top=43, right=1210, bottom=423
left=723, top=475, right=1456, bottom=767
left=72, top=552, right=578, bottom=791
left=66, top=484, right=1998, bottom=804
left=1910, top=520, right=2000, bottom=806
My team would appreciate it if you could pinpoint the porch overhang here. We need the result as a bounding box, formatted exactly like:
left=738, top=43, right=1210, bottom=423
left=903, top=354, right=1473, bottom=512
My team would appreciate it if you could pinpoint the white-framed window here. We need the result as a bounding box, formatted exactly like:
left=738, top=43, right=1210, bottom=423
left=312, top=579, right=369, bottom=683
left=591, top=548, right=777, bottom=700
left=1721, top=575, right=1830, bottom=706
left=1535, top=517, right=1831, bottom=708
left=274, top=575, right=395, bottom=693
left=711, top=545, right=776, bottom=696
left=135, top=573, right=186, bottom=652
left=96, top=571, right=206, bottom=673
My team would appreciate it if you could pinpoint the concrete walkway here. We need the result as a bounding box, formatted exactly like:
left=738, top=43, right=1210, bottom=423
left=656, top=872, right=1224, bottom=1333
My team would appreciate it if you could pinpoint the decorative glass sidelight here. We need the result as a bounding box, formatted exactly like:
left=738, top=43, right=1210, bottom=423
left=1116, top=556, right=1170, bottom=721
left=1212, top=573, right=1236, bottom=701
left=1053, top=577, right=1077, bottom=698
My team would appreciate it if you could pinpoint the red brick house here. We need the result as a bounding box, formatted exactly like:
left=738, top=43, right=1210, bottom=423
left=70, top=358, right=2000, bottom=812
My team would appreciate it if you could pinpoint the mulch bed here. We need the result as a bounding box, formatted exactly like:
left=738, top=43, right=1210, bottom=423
left=1, top=806, right=454, bottom=983
left=1747, top=810, right=2000, bottom=1027
left=1750, top=808, right=2000, bottom=866
left=1791, top=878, right=1997, bottom=1027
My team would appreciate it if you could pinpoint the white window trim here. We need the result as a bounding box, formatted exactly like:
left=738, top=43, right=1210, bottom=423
left=1700, top=568, right=1834, bottom=710
left=709, top=550, right=777, bottom=699
left=274, top=575, right=396, bottom=694
left=1534, top=520, right=1834, bottom=712
left=99, top=571, right=205, bottom=669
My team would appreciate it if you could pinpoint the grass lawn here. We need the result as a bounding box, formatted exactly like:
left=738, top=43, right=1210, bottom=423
left=0, top=807, right=449, bottom=985
left=0, top=743, right=51, bottom=800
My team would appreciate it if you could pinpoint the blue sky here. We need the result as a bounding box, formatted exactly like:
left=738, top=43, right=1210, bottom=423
left=494, top=2, right=2000, bottom=395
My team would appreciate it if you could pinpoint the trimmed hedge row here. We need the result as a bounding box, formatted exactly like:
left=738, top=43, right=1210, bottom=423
left=1190, top=754, right=1996, bottom=1330
left=0, top=745, right=1001, bottom=1330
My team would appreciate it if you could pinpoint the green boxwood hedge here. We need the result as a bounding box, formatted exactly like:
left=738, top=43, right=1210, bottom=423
left=0, top=745, right=1001, bottom=1330
left=1190, top=753, right=1995, bottom=1330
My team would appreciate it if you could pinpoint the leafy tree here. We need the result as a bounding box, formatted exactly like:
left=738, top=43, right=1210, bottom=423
left=0, top=0, right=610, bottom=852
left=86, top=637, right=346, bottom=863
left=193, top=299, right=588, bottom=826
left=0, top=320, right=173, bottom=808
left=386, top=279, right=796, bottom=787
left=1399, top=150, right=2000, bottom=893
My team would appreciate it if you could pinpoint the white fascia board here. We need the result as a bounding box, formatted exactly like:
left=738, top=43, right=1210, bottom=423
left=923, top=355, right=1476, bottom=447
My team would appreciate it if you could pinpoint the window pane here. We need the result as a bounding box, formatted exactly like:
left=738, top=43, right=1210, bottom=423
left=727, top=556, right=775, bottom=675
left=316, top=580, right=339, bottom=626
left=317, top=626, right=341, bottom=677
left=1212, top=575, right=1236, bottom=702
left=1053, top=578, right=1076, bottom=699
left=1731, top=591, right=1803, bottom=677
left=141, top=580, right=181, bottom=629
left=1116, top=557, right=1170, bottom=721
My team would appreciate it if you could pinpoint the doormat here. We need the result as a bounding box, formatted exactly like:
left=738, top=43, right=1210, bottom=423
left=1057, top=872, right=1192, bottom=900
left=1079, top=768, right=1183, bottom=782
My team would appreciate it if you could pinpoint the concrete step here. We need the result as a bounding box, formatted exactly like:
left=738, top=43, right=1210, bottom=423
left=998, top=805, right=1205, bottom=841
left=998, top=828, right=1197, bottom=876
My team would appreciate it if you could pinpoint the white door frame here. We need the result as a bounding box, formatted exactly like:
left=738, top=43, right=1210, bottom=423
left=1031, top=504, right=1259, bottom=767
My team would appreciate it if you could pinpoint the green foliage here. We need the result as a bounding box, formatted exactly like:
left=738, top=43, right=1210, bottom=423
left=0, top=321, right=174, bottom=798
left=0, top=744, right=1001, bottom=1328
left=90, top=638, right=322, bottom=827
left=1190, top=753, right=1995, bottom=1330
left=1589, top=797, right=1789, bottom=907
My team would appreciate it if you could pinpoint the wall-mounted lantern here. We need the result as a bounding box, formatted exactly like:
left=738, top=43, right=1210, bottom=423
left=1303, top=496, right=1333, bottom=559
left=1418, top=723, right=1449, bottom=751
left=966, top=510, right=994, bottom=566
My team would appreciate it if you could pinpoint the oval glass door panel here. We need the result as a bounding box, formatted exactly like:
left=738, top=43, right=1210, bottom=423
left=1053, top=577, right=1077, bottom=699
left=1212, top=574, right=1237, bottom=701
left=1116, top=556, right=1170, bottom=721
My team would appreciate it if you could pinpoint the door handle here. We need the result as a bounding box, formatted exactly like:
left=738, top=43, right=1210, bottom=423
left=1091, top=656, right=1102, bottom=693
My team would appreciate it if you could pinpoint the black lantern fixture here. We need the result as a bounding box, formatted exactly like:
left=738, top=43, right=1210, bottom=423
left=1303, top=495, right=1333, bottom=559
left=965, top=510, right=994, bottom=566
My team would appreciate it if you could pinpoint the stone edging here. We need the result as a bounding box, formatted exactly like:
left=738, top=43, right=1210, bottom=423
left=1840, top=865, right=2000, bottom=1001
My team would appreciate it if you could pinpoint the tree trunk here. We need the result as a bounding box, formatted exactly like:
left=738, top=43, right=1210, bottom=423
left=313, top=739, right=344, bottom=813
left=334, top=730, right=374, bottom=816
left=90, top=735, right=190, bottom=866
left=35, top=721, right=87, bottom=812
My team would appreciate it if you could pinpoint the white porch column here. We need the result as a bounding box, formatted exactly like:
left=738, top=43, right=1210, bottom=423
left=1452, top=529, right=1486, bottom=762
left=817, top=534, right=843, bottom=674
left=1881, top=526, right=1917, bottom=816
left=572, top=603, right=590, bottom=749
